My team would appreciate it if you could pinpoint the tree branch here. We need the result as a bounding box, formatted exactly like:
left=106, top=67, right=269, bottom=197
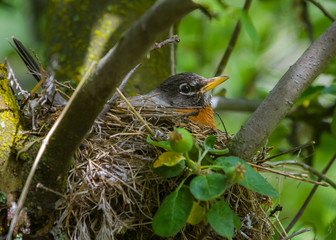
left=214, top=0, right=252, bottom=76
left=29, top=0, right=198, bottom=211
left=212, top=96, right=261, bottom=112
left=230, top=21, right=336, bottom=160
left=306, top=0, right=336, bottom=22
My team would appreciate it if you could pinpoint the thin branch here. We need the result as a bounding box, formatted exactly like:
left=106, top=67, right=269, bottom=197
left=214, top=0, right=252, bottom=76
left=306, top=0, right=336, bottom=21
left=151, top=34, right=180, bottom=51
left=281, top=227, right=311, bottom=240
left=169, top=27, right=176, bottom=75
left=300, top=0, right=314, bottom=42
left=267, top=160, right=336, bottom=189
left=212, top=96, right=261, bottom=112
left=283, top=153, right=336, bottom=234
left=230, top=21, right=336, bottom=160
left=248, top=163, right=329, bottom=187
left=98, top=63, right=141, bottom=118
left=274, top=214, right=288, bottom=238
left=262, top=141, right=315, bottom=162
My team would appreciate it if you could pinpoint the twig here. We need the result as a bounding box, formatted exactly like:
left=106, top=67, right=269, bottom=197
left=199, top=224, right=211, bottom=240
left=248, top=163, right=329, bottom=187
left=259, top=206, right=285, bottom=238
left=267, top=159, right=336, bottom=190
left=263, top=141, right=315, bottom=162
left=116, top=88, right=155, bottom=136
left=212, top=97, right=261, bottom=112
left=300, top=0, right=314, bottom=42
left=6, top=61, right=96, bottom=240
left=98, top=63, right=141, bottom=118
left=36, top=183, right=67, bottom=199
left=283, top=153, right=336, bottom=234
left=274, top=213, right=288, bottom=238
left=169, top=27, right=176, bottom=75
left=281, top=227, right=311, bottom=240
left=151, top=34, right=180, bottom=51
left=214, top=0, right=252, bottom=76
left=306, top=0, right=336, bottom=21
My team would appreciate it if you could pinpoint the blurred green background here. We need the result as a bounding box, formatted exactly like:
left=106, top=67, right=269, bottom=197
left=1, top=0, right=336, bottom=239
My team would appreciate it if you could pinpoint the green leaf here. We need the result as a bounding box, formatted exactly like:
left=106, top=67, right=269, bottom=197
left=204, top=135, right=216, bottom=150
left=322, top=84, right=336, bottom=95
left=147, top=135, right=172, bottom=151
left=207, top=200, right=240, bottom=238
left=153, top=152, right=185, bottom=168
left=152, top=186, right=193, bottom=237
left=233, top=212, right=242, bottom=231
left=204, top=135, right=229, bottom=155
left=215, top=156, right=279, bottom=198
left=152, top=160, right=185, bottom=178
left=190, top=173, right=227, bottom=201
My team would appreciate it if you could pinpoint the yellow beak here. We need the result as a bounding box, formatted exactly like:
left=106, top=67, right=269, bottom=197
left=199, top=76, right=229, bottom=93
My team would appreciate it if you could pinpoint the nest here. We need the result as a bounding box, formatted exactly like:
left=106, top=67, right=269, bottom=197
left=52, top=105, right=273, bottom=240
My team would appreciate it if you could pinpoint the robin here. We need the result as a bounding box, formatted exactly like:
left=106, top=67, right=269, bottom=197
left=11, top=37, right=228, bottom=128
left=123, top=73, right=229, bottom=128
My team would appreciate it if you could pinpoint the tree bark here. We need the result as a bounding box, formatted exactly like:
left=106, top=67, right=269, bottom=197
left=230, top=21, right=336, bottom=160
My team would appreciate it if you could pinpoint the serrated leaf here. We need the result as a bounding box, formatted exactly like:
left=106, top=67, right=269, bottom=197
left=207, top=200, right=239, bottom=238
left=152, top=160, right=185, bottom=178
left=153, top=152, right=185, bottom=168
left=152, top=186, right=193, bottom=237
left=147, top=135, right=172, bottom=151
left=215, top=156, right=279, bottom=198
left=187, top=201, right=205, bottom=225
left=190, top=173, right=227, bottom=201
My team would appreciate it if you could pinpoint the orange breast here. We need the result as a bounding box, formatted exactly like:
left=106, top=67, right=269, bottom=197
left=176, top=106, right=216, bottom=128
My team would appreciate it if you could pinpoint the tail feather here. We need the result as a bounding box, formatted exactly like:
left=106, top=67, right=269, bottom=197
left=9, top=37, right=41, bottom=82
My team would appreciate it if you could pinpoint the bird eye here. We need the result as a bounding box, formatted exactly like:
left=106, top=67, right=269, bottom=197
left=179, top=83, right=193, bottom=95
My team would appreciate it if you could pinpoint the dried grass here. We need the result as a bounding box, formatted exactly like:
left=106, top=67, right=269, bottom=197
left=53, top=105, right=273, bottom=240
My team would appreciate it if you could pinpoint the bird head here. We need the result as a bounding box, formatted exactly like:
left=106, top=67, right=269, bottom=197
left=155, top=72, right=229, bottom=108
